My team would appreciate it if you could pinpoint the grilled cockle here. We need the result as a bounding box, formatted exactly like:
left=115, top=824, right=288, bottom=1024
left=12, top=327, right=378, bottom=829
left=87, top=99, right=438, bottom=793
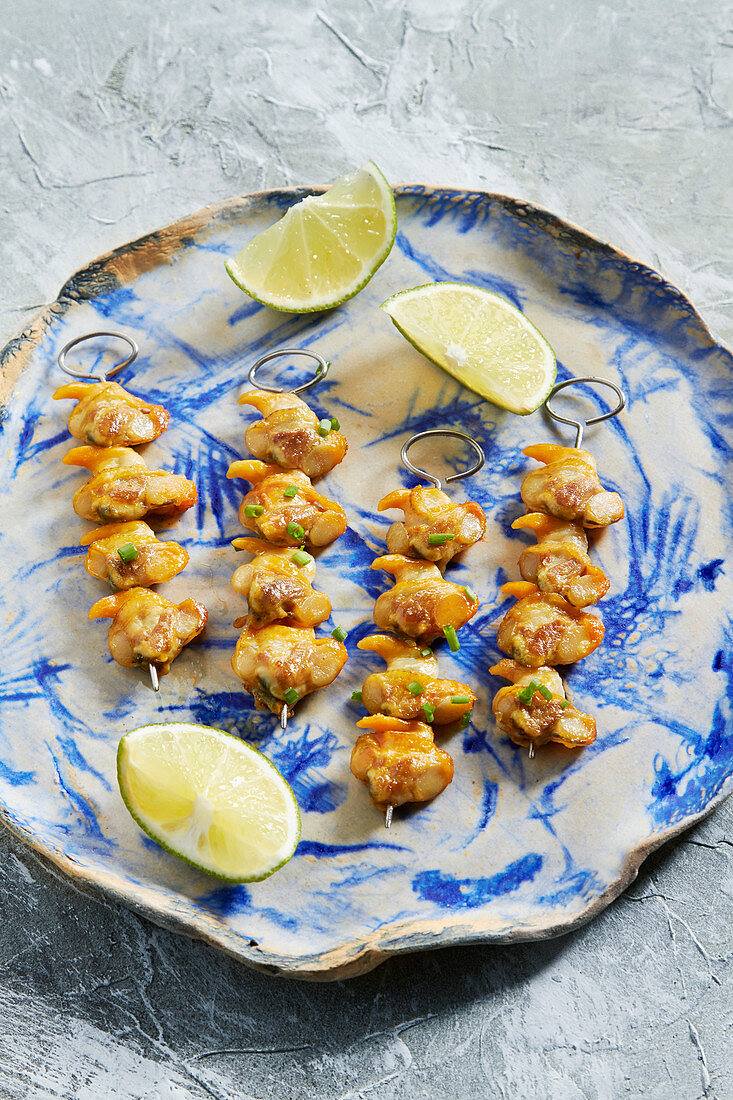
left=238, top=390, right=347, bottom=479
left=80, top=521, right=189, bottom=589
left=350, top=715, right=454, bottom=812
left=372, top=554, right=479, bottom=642
left=358, top=635, right=475, bottom=724
left=231, top=622, right=347, bottom=717
left=88, top=588, right=207, bottom=675
left=378, top=485, right=486, bottom=567
left=521, top=443, right=624, bottom=528
left=53, top=381, right=170, bottom=447
left=227, top=460, right=347, bottom=547
left=496, top=580, right=604, bottom=667
left=512, top=513, right=610, bottom=608
left=490, top=659, right=597, bottom=750
left=230, top=536, right=331, bottom=627
left=64, top=446, right=197, bottom=524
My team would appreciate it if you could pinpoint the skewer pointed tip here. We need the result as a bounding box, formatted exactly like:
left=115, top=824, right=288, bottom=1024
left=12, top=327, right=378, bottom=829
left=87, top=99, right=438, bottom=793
left=528, top=742, right=535, bottom=760
left=385, top=805, right=393, bottom=829
left=149, top=664, right=160, bottom=692
left=280, top=703, right=288, bottom=731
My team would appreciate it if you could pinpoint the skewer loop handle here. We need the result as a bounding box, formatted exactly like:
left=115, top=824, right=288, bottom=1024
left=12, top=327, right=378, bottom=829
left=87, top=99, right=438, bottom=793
left=247, top=348, right=330, bottom=395
left=545, top=376, right=626, bottom=449
left=58, top=331, right=139, bottom=382
left=400, top=429, right=485, bottom=490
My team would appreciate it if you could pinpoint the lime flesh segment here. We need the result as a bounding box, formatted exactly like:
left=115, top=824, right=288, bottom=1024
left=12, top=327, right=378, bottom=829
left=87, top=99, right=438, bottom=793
left=118, top=722, right=301, bottom=882
left=225, top=160, right=397, bottom=313
left=381, top=282, right=557, bottom=415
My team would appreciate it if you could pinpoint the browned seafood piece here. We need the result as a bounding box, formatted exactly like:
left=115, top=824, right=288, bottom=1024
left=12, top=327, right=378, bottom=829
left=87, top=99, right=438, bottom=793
left=351, top=715, right=454, bottom=811
left=64, top=445, right=197, bottom=524
left=378, top=485, right=486, bottom=567
left=230, top=537, right=331, bottom=627
left=79, top=520, right=188, bottom=589
left=521, top=443, right=624, bottom=528
left=496, top=580, right=604, bottom=667
left=53, top=381, right=170, bottom=447
left=372, top=554, right=479, bottom=642
left=88, top=588, right=207, bottom=675
left=512, top=513, right=610, bottom=607
left=490, top=658, right=597, bottom=750
left=231, top=623, right=347, bottom=716
left=358, top=634, right=475, bottom=724
left=227, top=459, right=346, bottom=547
left=238, top=390, right=347, bottom=479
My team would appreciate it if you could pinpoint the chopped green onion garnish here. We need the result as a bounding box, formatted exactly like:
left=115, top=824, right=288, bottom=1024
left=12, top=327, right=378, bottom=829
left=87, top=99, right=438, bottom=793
left=407, top=681, right=424, bottom=695
left=244, top=504, right=265, bottom=518
left=286, top=521, right=305, bottom=540
left=428, top=532, right=456, bottom=546
left=117, top=543, right=138, bottom=562
left=330, top=416, right=340, bottom=431
left=421, top=703, right=436, bottom=723
left=559, top=699, right=571, bottom=709
left=283, top=485, right=299, bottom=499
left=317, top=418, right=332, bottom=437
left=463, top=586, right=477, bottom=602
left=332, top=626, right=347, bottom=643
left=536, top=683, right=553, bottom=701
left=517, top=680, right=540, bottom=704
left=351, top=690, right=363, bottom=704
left=450, top=695, right=470, bottom=705
left=283, top=688, right=299, bottom=706
left=443, top=625, right=460, bottom=652
left=420, top=648, right=432, bottom=658
left=290, top=549, right=312, bottom=568
left=460, top=713, right=471, bottom=728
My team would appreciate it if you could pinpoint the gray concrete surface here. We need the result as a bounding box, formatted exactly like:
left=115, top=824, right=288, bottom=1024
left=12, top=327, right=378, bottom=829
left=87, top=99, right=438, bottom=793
left=1, top=1, right=731, bottom=1096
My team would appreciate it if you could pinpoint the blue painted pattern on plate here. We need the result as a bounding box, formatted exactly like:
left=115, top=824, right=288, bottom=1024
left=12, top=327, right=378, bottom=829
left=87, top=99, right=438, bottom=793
left=0, top=187, right=731, bottom=976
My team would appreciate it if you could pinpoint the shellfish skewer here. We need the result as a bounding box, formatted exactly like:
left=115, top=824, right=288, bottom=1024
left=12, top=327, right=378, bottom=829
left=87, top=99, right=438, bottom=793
left=385, top=805, right=394, bottom=830
left=149, top=663, right=160, bottom=692
left=281, top=703, right=288, bottom=731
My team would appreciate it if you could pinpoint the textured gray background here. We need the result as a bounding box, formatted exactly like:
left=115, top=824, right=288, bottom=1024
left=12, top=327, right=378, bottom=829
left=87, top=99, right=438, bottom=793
left=1, top=2, right=732, bottom=1097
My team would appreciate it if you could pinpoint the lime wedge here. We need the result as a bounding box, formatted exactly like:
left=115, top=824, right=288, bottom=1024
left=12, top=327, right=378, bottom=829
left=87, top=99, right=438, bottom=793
left=225, top=160, right=397, bottom=313
left=118, top=722, right=300, bottom=882
left=381, top=282, right=557, bottom=415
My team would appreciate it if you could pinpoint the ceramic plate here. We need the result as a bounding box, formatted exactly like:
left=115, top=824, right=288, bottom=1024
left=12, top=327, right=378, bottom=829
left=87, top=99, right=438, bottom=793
left=1, top=187, right=731, bottom=980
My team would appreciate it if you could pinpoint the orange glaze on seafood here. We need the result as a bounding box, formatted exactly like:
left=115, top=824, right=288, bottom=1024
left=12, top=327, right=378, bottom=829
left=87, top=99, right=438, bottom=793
left=372, top=554, right=479, bottom=642
left=227, top=460, right=346, bottom=547
left=351, top=715, right=454, bottom=811
left=238, top=390, right=347, bottom=479
left=53, top=381, right=170, bottom=447
left=490, top=659, right=597, bottom=750
left=88, top=588, right=207, bottom=674
left=64, top=446, right=196, bottom=524
left=378, top=485, right=486, bottom=567
left=512, top=512, right=610, bottom=608
left=521, top=443, right=624, bottom=528
left=230, top=536, right=331, bottom=627
left=80, top=520, right=188, bottom=589
left=496, top=580, right=604, bottom=667
left=231, top=622, right=348, bottom=717
left=358, top=634, right=475, bottom=724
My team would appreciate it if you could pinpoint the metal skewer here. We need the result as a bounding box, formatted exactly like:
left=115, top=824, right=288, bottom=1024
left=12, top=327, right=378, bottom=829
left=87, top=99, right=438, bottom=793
left=237, top=346, right=333, bottom=735
left=516, top=376, right=626, bottom=760
left=58, top=331, right=139, bottom=381
left=380, top=428, right=486, bottom=829
left=545, top=376, right=625, bottom=449
left=149, top=664, right=160, bottom=692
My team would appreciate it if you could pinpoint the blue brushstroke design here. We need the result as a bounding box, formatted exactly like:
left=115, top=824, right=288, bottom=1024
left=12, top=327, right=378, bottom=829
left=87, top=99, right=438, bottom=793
left=413, top=854, right=543, bottom=909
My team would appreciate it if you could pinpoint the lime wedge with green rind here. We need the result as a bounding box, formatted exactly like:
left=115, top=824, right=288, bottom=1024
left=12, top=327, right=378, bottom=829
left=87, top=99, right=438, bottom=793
left=225, top=160, right=397, bottom=313
left=118, top=722, right=300, bottom=882
left=381, top=282, right=557, bottom=415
